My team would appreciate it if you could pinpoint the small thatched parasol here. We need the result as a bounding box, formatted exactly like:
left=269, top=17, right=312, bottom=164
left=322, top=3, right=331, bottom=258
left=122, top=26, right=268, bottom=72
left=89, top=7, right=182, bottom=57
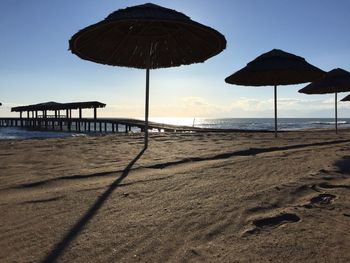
left=299, top=68, right=350, bottom=133
left=225, top=49, right=324, bottom=137
left=341, top=94, right=350, bottom=102
left=69, top=3, right=226, bottom=147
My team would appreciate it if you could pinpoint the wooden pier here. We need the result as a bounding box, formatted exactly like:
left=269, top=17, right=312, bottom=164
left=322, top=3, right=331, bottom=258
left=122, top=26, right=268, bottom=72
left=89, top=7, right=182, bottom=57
left=1, top=101, right=273, bottom=134
left=2, top=100, right=253, bottom=134
left=3, top=101, right=170, bottom=133
left=0, top=117, right=214, bottom=133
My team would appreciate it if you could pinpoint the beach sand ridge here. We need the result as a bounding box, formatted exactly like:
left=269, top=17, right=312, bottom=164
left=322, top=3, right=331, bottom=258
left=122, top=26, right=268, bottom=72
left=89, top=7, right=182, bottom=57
left=1, top=130, right=350, bottom=262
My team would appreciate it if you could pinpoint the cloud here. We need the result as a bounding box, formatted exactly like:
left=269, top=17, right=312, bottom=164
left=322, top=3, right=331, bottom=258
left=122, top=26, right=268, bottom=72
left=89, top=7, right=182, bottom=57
left=146, top=97, right=223, bottom=117
left=230, top=97, right=339, bottom=109
left=0, top=102, right=24, bottom=117
left=2, top=96, right=349, bottom=119
left=99, top=96, right=350, bottom=118
left=1, top=102, right=23, bottom=107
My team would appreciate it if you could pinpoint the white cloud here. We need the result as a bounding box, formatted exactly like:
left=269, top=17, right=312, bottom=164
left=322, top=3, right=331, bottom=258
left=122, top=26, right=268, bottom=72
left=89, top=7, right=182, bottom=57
left=79, top=96, right=350, bottom=118
left=2, top=96, right=350, bottom=119
left=0, top=102, right=24, bottom=117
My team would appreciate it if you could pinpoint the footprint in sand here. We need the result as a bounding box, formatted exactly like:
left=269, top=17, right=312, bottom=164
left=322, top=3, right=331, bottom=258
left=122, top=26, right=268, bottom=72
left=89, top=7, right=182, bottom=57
left=319, top=169, right=330, bottom=174
left=244, top=213, right=301, bottom=235
left=253, top=213, right=300, bottom=228
left=318, top=182, right=350, bottom=190
left=303, top=193, right=336, bottom=209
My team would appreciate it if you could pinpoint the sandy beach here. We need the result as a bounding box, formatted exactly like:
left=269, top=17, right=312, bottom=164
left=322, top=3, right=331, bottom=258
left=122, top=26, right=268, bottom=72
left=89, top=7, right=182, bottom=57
left=1, top=130, right=350, bottom=262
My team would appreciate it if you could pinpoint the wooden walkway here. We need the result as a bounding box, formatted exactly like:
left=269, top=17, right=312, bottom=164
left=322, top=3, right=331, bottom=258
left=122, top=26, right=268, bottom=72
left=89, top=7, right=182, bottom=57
left=0, top=117, right=272, bottom=133
left=0, top=117, right=204, bottom=133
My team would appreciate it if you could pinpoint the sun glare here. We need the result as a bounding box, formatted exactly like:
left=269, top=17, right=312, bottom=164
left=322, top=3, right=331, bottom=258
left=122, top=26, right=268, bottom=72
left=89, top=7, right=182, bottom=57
left=150, top=117, right=198, bottom=127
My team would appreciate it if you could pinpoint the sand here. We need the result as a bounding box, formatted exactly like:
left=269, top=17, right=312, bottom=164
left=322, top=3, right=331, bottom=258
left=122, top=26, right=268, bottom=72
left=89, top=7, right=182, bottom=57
left=0, top=130, right=350, bottom=262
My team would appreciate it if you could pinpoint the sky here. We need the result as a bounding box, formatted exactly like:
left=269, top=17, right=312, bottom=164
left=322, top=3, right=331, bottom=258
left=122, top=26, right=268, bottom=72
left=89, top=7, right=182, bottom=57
left=1, top=0, right=350, bottom=119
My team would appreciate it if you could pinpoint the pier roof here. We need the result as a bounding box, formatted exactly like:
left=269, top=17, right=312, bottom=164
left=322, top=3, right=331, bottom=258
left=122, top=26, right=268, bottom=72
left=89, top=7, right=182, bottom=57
left=11, top=101, right=106, bottom=112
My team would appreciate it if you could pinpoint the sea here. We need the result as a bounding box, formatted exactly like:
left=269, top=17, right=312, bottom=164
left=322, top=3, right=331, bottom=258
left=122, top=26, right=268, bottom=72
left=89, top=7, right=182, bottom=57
left=0, top=118, right=349, bottom=140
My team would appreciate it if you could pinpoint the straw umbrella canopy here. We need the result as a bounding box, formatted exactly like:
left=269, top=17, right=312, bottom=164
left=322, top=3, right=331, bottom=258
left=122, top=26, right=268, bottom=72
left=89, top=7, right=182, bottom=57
left=299, top=68, right=350, bottom=133
left=225, top=49, right=324, bottom=137
left=69, top=3, right=226, bottom=148
left=341, top=94, right=350, bottom=102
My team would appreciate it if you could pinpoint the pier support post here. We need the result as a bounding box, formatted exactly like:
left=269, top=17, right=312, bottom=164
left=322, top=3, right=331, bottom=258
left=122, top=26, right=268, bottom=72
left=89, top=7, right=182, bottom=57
left=66, top=109, right=69, bottom=132
left=94, top=107, right=97, bottom=130
left=44, top=110, right=48, bottom=129
left=274, top=85, right=277, bottom=138
left=20, top=112, right=23, bottom=127
left=335, top=92, right=338, bottom=134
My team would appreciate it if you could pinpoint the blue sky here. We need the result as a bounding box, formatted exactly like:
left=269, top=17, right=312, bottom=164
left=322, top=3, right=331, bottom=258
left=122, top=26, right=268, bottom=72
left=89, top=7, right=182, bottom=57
left=1, top=0, right=350, bottom=118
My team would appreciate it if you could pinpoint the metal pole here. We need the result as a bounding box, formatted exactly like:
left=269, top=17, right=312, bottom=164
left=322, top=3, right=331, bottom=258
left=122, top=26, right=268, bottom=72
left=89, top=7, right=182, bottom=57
left=335, top=92, right=338, bottom=134
left=94, top=107, right=97, bottom=130
left=274, top=85, right=277, bottom=138
left=145, top=68, right=150, bottom=148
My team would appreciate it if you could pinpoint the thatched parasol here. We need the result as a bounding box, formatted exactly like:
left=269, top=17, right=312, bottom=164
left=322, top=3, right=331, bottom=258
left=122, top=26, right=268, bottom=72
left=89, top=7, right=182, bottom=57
left=225, top=49, right=324, bottom=137
left=341, top=94, right=350, bottom=102
left=69, top=3, right=226, bottom=147
left=299, top=68, right=350, bottom=133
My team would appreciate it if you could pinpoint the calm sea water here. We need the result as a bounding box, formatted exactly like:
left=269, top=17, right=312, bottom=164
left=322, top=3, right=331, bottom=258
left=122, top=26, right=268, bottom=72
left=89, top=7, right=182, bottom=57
left=0, top=118, right=349, bottom=140
left=0, top=127, right=85, bottom=140
left=191, top=118, right=350, bottom=131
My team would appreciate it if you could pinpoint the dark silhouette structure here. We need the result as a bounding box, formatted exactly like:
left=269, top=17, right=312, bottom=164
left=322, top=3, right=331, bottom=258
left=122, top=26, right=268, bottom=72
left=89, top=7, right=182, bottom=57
left=69, top=3, right=226, bottom=148
left=225, top=49, right=325, bottom=137
left=299, top=68, right=350, bottom=133
left=11, top=101, right=105, bottom=119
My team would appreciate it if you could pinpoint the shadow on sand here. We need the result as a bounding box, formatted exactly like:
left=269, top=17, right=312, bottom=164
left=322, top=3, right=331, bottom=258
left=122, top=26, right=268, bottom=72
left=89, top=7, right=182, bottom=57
left=6, top=138, right=348, bottom=192
left=334, top=156, right=350, bottom=175
left=147, top=139, right=350, bottom=169
left=41, top=147, right=146, bottom=263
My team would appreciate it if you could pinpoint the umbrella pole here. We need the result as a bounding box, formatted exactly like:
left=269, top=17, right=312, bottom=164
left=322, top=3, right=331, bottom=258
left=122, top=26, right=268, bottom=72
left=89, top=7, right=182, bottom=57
left=144, top=68, right=150, bottom=148
left=335, top=92, right=338, bottom=134
left=274, top=85, right=277, bottom=138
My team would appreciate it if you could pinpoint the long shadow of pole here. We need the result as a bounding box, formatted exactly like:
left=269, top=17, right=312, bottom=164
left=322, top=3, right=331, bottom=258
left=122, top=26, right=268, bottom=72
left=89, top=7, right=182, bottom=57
left=42, top=147, right=147, bottom=263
